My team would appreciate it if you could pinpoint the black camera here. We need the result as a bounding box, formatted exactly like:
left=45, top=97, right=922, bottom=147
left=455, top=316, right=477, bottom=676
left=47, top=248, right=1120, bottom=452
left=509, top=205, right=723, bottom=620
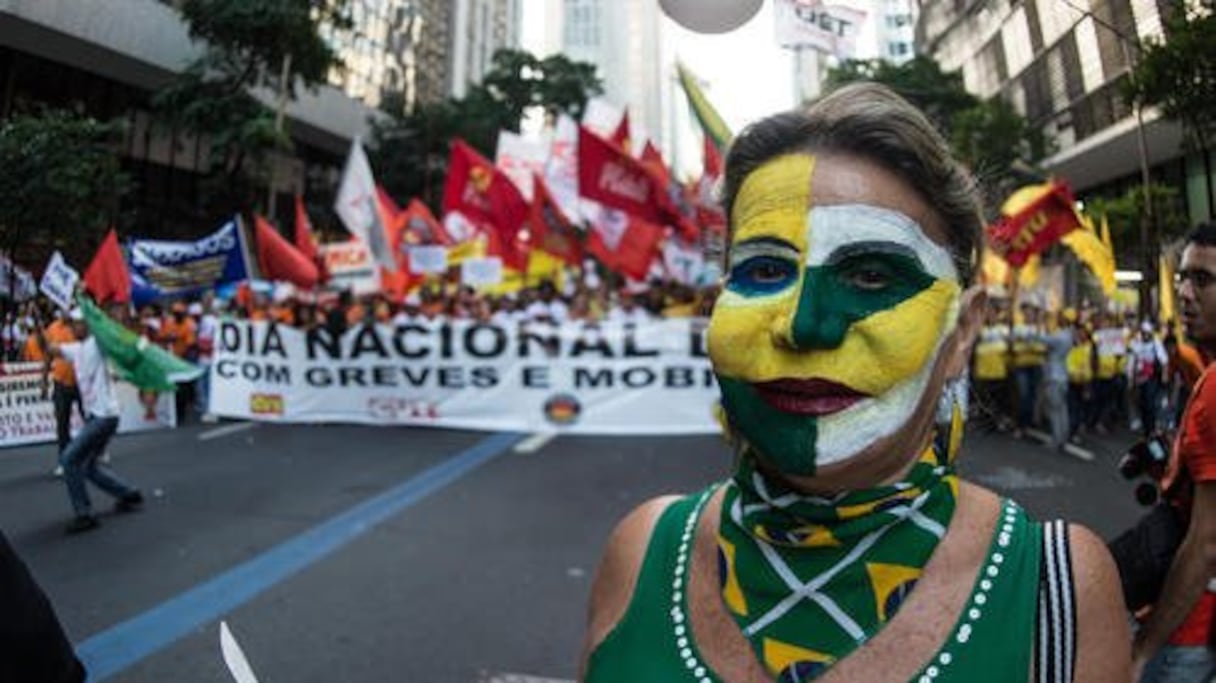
left=1118, top=435, right=1171, bottom=480
left=1117, top=435, right=1171, bottom=506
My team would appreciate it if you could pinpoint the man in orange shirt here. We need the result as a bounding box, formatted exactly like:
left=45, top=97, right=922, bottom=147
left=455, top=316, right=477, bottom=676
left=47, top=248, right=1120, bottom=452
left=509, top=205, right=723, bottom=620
left=1134, top=223, right=1216, bottom=681
left=160, top=302, right=197, bottom=361
left=25, top=308, right=83, bottom=466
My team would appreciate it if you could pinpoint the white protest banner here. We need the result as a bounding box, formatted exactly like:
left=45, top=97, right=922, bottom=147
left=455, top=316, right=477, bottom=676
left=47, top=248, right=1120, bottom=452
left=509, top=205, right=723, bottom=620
left=461, top=257, right=503, bottom=288
left=495, top=130, right=550, bottom=201
left=407, top=246, right=449, bottom=274
left=39, top=251, right=79, bottom=311
left=208, top=319, right=718, bottom=435
left=773, top=0, right=866, bottom=58
left=334, top=137, right=396, bottom=271
left=320, top=241, right=380, bottom=295
left=0, top=363, right=176, bottom=448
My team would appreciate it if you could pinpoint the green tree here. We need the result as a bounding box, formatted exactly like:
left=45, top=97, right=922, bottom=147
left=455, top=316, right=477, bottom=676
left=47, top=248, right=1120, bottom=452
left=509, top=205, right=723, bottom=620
left=1086, top=183, right=1188, bottom=268
left=1124, top=0, right=1216, bottom=215
left=0, top=109, right=130, bottom=303
left=370, top=48, right=602, bottom=210
left=153, top=0, right=350, bottom=218
left=826, top=56, right=1050, bottom=206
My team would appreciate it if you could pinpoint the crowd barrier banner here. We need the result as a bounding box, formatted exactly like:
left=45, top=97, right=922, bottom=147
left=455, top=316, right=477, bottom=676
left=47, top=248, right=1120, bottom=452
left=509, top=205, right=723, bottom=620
left=209, top=319, right=720, bottom=434
left=0, top=363, right=177, bottom=448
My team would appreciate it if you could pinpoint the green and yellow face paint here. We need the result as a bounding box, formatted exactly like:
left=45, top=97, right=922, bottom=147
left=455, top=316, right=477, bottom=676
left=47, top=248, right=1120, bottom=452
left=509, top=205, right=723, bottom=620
left=708, top=154, right=961, bottom=475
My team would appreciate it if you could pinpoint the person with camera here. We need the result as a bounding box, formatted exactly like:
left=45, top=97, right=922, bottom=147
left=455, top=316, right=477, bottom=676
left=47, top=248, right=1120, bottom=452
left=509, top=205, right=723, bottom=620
left=1132, top=223, right=1216, bottom=681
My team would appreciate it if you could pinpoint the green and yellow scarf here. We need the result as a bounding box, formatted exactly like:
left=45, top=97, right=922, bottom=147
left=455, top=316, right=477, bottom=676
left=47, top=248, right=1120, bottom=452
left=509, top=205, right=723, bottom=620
left=717, top=435, right=959, bottom=679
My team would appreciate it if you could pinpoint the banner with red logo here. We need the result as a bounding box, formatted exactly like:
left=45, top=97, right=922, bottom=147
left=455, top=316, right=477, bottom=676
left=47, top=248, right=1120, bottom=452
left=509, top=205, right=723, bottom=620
left=207, top=319, right=718, bottom=435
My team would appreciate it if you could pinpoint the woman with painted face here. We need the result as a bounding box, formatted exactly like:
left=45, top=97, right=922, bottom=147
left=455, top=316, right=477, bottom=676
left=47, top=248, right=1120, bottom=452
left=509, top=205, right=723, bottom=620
left=579, top=84, right=1128, bottom=683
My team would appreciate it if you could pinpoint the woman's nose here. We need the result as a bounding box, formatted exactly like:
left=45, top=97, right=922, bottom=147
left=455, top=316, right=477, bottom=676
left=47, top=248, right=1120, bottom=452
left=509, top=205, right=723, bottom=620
left=771, top=271, right=849, bottom=350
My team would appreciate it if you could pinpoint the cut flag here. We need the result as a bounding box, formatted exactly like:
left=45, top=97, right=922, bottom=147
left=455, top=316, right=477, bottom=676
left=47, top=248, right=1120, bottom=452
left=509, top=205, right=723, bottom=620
left=79, top=294, right=202, bottom=392
left=529, top=175, right=583, bottom=267
left=335, top=137, right=397, bottom=272
left=83, top=229, right=131, bottom=304
left=254, top=215, right=319, bottom=289
left=987, top=180, right=1082, bottom=267
left=443, top=138, right=529, bottom=270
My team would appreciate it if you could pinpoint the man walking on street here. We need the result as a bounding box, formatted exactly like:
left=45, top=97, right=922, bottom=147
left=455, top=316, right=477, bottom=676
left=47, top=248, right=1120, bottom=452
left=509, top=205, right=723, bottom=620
left=1133, top=223, right=1216, bottom=681
left=37, top=307, right=143, bottom=534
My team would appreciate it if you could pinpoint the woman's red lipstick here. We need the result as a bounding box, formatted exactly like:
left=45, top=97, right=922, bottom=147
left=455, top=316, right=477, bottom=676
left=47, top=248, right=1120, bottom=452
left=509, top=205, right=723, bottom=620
left=752, top=378, right=869, bottom=416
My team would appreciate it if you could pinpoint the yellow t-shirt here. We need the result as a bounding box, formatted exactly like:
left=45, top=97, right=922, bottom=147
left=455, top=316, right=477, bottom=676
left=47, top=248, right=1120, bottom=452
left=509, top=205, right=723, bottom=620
left=1066, top=343, right=1095, bottom=383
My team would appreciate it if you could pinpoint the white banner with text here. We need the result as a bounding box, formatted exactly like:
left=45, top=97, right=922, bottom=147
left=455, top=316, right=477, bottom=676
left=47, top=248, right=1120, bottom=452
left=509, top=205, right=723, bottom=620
left=208, top=319, right=720, bottom=434
left=0, top=363, right=177, bottom=448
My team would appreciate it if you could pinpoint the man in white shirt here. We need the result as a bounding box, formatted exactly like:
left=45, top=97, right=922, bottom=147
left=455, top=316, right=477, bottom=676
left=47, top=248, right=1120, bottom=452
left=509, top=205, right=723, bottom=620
left=606, top=290, right=655, bottom=325
left=1128, top=320, right=1168, bottom=438
left=39, top=308, right=143, bottom=534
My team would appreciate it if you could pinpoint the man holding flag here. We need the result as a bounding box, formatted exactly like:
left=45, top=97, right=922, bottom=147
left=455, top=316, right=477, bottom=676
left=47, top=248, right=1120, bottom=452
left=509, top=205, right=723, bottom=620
left=36, top=304, right=144, bottom=534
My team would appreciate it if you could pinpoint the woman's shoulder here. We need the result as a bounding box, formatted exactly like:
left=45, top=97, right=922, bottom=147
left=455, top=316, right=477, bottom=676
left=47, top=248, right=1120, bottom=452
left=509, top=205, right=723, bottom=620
left=579, top=493, right=690, bottom=669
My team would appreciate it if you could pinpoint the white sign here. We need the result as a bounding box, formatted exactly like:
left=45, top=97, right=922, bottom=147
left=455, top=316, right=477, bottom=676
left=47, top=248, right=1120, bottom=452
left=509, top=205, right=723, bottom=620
left=407, top=246, right=449, bottom=275
left=443, top=211, right=478, bottom=245
left=461, top=257, right=503, bottom=288
left=208, top=319, right=718, bottom=435
left=39, top=251, right=79, bottom=311
left=319, top=241, right=380, bottom=295
left=0, top=363, right=176, bottom=448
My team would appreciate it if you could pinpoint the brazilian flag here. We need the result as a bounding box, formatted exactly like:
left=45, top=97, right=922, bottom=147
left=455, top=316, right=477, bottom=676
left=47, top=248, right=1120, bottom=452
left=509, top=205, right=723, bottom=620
left=79, top=295, right=203, bottom=392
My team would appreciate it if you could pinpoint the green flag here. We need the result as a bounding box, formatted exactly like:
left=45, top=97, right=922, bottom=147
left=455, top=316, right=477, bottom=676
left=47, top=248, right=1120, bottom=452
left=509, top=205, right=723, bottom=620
left=676, top=62, right=733, bottom=153
left=79, top=295, right=203, bottom=392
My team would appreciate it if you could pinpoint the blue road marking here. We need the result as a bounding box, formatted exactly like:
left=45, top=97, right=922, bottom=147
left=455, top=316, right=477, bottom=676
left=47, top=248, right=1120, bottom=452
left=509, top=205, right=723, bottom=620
left=76, top=431, right=524, bottom=682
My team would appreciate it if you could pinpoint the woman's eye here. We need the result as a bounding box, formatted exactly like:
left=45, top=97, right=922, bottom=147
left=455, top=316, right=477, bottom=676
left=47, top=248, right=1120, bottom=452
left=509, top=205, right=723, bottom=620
left=729, top=256, right=796, bottom=293
left=842, top=260, right=894, bottom=291
left=747, top=260, right=792, bottom=283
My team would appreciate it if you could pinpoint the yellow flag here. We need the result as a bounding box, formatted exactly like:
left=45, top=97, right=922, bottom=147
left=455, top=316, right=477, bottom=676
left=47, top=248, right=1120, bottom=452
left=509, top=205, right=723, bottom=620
left=1019, top=255, right=1041, bottom=288
left=1160, top=253, right=1178, bottom=335
left=1061, top=226, right=1116, bottom=295
left=1100, top=214, right=1114, bottom=254
left=981, top=248, right=1010, bottom=287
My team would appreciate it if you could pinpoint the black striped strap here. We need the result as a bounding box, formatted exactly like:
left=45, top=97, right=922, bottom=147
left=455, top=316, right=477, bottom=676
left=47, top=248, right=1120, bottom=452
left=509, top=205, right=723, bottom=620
left=1036, top=520, right=1077, bottom=683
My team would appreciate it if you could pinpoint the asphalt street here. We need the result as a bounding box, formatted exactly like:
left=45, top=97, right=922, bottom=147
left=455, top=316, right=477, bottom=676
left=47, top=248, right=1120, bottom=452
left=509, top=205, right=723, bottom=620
left=1, top=420, right=1145, bottom=682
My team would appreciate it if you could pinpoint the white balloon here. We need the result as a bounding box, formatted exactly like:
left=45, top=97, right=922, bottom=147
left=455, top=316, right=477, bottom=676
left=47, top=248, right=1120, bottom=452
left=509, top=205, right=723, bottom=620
left=659, top=0, right=764, bottom=34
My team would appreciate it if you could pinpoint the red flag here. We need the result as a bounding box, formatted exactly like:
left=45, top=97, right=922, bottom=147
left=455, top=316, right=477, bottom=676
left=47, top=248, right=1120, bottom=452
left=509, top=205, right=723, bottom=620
left=83, top=229, right=130, bottom=304
left=255, top=215, right=319, bottom=288
left=578, top=126, right=698, bottom=242
left=987, top=180, right=1082, bottom=267
left=641, top=141, right=671, bottom=190
left=587, top=210, right=664, bottom=281
left=703, top=134, right=723, bottom=179
left=400, top=199, right=452, bottom=247
left=294, top=195, right=318, bottom=262
left=443, top=139, right=529, bottom=270
left=610, top=110, right=631, bottom=151
left=578, top=125, right=663, bottom=223
left=530, top=175, right=583, bottom=266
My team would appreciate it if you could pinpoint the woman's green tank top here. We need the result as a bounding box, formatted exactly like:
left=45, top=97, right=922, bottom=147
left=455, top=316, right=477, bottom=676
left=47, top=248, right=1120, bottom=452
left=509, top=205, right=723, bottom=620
left=586, top=486, right=1043, bottom=683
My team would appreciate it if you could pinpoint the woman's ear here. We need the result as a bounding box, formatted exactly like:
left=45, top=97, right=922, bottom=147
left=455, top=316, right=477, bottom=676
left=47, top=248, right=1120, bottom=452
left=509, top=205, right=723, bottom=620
left=943, top=285, right=987, bottom=378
